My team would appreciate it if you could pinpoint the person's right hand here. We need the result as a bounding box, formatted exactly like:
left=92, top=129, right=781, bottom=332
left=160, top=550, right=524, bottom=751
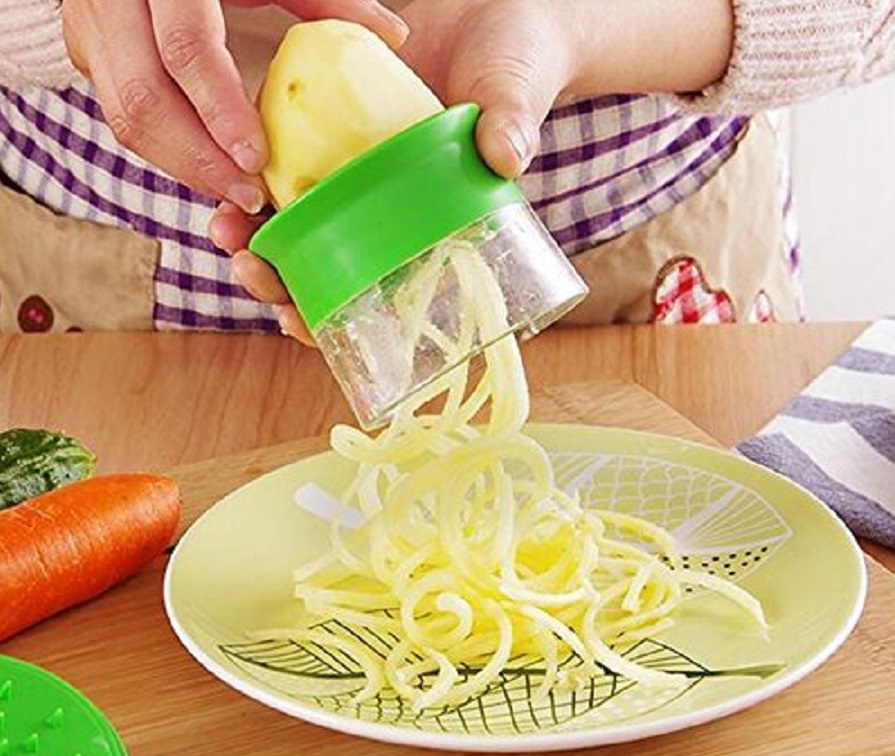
left=62, top=0, right=408, bottom=214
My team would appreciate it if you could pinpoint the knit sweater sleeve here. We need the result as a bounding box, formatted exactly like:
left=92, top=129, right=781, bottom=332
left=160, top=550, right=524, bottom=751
left=673, top=0, right=895, bottom=114
left=0, top=0, right=79, bottom=89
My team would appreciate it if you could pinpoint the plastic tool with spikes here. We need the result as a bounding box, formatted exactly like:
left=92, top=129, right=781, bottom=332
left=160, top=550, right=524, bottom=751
left=0, top=656, right=126, bottom=755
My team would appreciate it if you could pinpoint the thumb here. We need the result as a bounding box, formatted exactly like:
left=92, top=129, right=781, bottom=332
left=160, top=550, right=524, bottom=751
left=447, top=4, right=572, bottom=178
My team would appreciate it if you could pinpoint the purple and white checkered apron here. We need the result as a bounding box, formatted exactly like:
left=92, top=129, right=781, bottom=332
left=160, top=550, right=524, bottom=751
left=0, top=80, right=799, bottom=331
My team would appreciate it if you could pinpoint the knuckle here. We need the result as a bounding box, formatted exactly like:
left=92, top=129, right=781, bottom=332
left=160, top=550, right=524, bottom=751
left=198, top=99, right=230, bottom=135
left=182, top=144, right=229, bottom=191
left=158, top=26, right=207, bottom=76
left=109, top=79, right=161, bottom=149
left=467, top=56, right=538, bottom=102
left=106, top=113, right=137, bottom=150
left=188, top=147, right=219, bottom=178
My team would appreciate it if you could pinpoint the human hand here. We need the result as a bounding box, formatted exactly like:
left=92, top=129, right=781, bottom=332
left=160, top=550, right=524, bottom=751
left=399, top=0, right=734, bottom=177
left=208, top=201, right=314, bottom=344
left=62, top=0, right=409, bottom=214
left=398, top=0, right=576, bottom=180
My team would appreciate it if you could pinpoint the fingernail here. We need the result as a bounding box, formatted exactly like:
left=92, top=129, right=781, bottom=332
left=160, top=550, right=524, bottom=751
left=503, top=123, right=532, bottom=165
left=232, top=252, right=260, bottom=297
left=207, top=214, right=228, bottom=248
left=377, top=6, right=410, bottom=47
left=231, top=139, right=264, bottom=174
left=215, top=200, right=242, bottom=216
left=274, top=306, right=294, bottom=338
left=227, top=182, right=266, bottom=215
left=393, top=14, right=410, bottom=39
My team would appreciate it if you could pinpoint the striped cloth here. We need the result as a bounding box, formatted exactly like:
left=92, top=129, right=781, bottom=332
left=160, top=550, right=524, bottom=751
left=0, top=78, right=767, bottom=332
left=739, top=319, right=895, bottom=548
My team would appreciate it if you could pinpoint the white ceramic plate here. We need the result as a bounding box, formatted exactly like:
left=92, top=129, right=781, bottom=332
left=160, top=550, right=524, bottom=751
left=164, top=425, right=866, bottom=752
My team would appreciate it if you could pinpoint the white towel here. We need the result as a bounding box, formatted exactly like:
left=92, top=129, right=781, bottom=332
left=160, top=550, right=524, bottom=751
left=738, top=319, right=895, bottom=549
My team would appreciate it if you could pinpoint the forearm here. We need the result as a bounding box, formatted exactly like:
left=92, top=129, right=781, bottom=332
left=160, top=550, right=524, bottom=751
left=563, top=0, right=735, bottom=102
left=564, top=0, right=895, bottom=114
left=0, top=0, right=79, bottom=89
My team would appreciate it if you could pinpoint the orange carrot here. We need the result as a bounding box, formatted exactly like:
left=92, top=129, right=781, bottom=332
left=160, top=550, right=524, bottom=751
left=0, top=473, right=181, bottom=642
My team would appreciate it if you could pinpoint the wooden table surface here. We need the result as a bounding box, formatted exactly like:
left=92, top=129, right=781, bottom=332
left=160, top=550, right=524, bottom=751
left=0, top=321, right=868, bottom=461
left=2, top=322, right=894, bottom=755
left=3, top=320, right=888, bottom=569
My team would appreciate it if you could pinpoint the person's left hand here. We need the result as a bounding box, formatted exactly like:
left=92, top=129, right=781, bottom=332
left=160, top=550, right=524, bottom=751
left=214, top=0, right=581, bottom=341
left=397, top=0, right=577, bottom=178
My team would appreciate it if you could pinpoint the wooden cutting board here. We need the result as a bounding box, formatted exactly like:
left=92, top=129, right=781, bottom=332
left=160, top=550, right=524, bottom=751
left=3, top=380, right=893, bottom=756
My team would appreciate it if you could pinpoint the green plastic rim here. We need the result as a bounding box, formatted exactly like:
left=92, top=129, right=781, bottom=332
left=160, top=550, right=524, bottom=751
left=0, top=655, right=128, bottom=754
left=249, top=103, right=524, bottom=331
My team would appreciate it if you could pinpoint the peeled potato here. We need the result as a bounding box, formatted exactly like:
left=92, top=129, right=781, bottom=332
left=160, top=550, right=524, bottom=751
left=259, top=20, right=444, bottom=209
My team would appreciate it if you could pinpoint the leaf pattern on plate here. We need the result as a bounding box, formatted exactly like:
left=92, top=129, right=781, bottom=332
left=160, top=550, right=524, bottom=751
left=551, top=452, right=793, bottom=583
left=220, top=619, right=783, bottom=735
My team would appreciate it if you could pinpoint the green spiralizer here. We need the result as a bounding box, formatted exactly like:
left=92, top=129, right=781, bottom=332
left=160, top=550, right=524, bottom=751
left=250, top=104, right=588, bottom=429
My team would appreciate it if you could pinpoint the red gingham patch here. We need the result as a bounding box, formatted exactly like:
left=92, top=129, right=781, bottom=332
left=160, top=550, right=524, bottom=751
left=652, top=257, right=735, bottom=324
left=746, top=290, right=776, bottom=323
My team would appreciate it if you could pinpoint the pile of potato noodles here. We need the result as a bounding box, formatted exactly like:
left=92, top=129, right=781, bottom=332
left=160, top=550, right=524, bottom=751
left=276, top=243, right=766, bottom=710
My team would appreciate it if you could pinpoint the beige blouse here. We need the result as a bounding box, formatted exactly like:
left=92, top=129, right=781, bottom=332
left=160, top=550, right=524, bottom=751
left=0, top=0, right=892, bottom=113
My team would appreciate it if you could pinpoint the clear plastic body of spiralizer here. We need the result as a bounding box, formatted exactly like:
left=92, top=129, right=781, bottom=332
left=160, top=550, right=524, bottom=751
left=315, top=203, right=587, bottom=429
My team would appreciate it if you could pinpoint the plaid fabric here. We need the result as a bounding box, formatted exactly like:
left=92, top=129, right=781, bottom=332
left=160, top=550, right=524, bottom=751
left=0, top=82, right=276, bottom=331
left=0, top=80, right=793, bottom=331
left=652, top=257, right=736, bottom=324
left=520, top=95, right=749, bottom=254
